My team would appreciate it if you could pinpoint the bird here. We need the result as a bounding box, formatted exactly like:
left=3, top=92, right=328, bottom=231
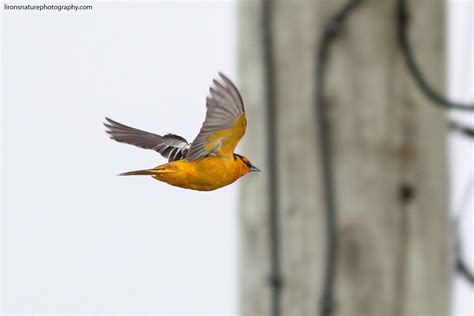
left=104, top=72, right=260, bottom=191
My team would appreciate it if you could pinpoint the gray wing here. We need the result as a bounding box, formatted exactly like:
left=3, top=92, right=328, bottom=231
left=187, top=72, right=245, bottom=161
left=104, top=117, right=189, bottom=162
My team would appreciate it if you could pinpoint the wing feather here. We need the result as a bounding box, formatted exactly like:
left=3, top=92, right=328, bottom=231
left=187, top=72, right=246, bottom=161
left=104, top=117, right=189, bottom=162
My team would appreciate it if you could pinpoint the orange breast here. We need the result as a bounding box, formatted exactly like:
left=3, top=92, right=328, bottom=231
left=152, top=156, right=248, bottom=191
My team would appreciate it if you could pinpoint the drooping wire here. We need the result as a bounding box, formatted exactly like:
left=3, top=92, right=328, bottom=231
left=261, top=0, right=283, bottom=314
left=398, top=0, right=474, bottom=285
left=450, top=121, right=474, bottom=139
left=452, top=179, right=474, bottom=285
left=397, top=0, right=474, bottom=111
left=457, top=256, right=474, bottom=284
left=314, top=1, right=362, bottom=315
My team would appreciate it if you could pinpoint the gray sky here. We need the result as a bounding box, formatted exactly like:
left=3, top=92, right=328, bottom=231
left=2, top=2, right=239, bottom=313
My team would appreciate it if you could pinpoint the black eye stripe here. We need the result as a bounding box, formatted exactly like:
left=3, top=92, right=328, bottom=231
left=234, top=153, right=252, bottom=166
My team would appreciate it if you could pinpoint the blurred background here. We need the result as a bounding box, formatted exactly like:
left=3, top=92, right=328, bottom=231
left=1, top=0, right=473, bottom=315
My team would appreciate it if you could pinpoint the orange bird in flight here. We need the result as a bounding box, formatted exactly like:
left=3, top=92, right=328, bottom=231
left=104, top=72, right=260, bottom=191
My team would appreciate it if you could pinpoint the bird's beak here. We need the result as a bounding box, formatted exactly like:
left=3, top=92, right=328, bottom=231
left=249, top=165, right=261, bottom=172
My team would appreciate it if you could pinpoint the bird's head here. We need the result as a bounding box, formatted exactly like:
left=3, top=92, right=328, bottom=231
left=235, top=154, right=260, bottom=174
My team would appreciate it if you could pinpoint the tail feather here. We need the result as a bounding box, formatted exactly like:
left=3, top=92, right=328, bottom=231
left=119, top=169, right=157, bottom=176
left=118, top=167, right=175, bottom=176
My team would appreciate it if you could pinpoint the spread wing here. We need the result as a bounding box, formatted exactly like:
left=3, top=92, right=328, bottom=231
left=104, top=117, right=189, bottom=162
left=187, top=72, right=246, bottom=161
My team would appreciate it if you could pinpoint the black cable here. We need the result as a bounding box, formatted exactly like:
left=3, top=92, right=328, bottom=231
left=453, top=216, right=474, bottom=284
left=314, top=1, right=361, bottom=315
left=452, top=179, right=474, bottom=285
left=397, top=0, right=474, bottom=111
left=457, top=256, right=474, bottom=284
left=450, top=121, right=474, bottom=138
left=262, top=0, right=282, bottom=315
left=398, top=0, right=474, bottom=286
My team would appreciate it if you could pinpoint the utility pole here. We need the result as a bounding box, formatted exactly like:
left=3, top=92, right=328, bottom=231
left=238, top=1, right=449, bottom=315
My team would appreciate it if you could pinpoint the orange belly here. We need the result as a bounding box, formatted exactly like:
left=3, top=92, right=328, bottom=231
left=152, top=156, right=247, bottom=191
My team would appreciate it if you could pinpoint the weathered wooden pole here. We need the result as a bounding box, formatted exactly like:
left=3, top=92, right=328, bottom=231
left=238, top=0, right=449, bottom=315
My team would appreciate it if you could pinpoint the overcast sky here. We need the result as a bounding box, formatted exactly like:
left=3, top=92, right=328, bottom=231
left=2, top=2, right=239, bottom=313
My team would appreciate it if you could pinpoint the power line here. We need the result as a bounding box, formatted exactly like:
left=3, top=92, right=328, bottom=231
left=450, top=121, right=474, bottom=139
left=314, top=1, right=362, bottom=315
left=261, top=0, right=283, bottom=315
left=398, top=0, right=474, bottom=286
left=397, top=0, right=474, bottom=111
left=452, top=179, right=474, bottom=285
